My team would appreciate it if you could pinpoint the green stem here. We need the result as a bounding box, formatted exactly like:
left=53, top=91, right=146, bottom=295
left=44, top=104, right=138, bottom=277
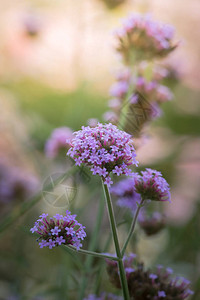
left=93, top=217, right=127, bottom=294
left=102, top=181, right=130, bottom=300
left=65, top=245, right=119, bottom=261
left=121, top=199, right=145, bottom=256
left=0, top=166, right=78, bottom=234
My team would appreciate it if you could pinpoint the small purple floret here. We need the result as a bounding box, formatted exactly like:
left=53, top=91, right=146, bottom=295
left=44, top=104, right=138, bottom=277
left=158, top=291, right=166, bottom=298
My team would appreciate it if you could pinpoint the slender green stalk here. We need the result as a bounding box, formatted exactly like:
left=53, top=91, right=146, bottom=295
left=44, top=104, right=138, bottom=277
left=0, top=166, right=78, bottom=234
left=65, top=245, right=119, bottom=261
left=121, top=199, right=145, bottom=256
left=78, top=195, right=105, bottom=300
left=102, top=181, right=130, bottom=300
left=93, top=217, right=127, bottom=294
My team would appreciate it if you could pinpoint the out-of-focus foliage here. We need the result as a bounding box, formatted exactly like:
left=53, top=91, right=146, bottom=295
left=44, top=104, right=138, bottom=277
left=0, top=0, right=200, bottom=299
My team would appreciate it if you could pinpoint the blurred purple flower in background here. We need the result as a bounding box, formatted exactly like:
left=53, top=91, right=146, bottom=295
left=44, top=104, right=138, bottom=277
left=45, top=127, right=73, bottom=158
left=138, top=211, right=166, bottom=236
left=106, top=253, right=194, bottom=299
left=110, top=178, right=141, bottom=213
left=0, top=162, right=38, bottom=204
left=115, top=13, right=178, bottom=63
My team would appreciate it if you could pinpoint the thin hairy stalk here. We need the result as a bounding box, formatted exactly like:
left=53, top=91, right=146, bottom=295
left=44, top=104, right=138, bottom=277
left=93, top=217, right=128, bottom=294
left=102, top=181, right=130, bottom=300
left=121, top=198, right=145, bottom=256
left=65, top=245, right=119, bottom=261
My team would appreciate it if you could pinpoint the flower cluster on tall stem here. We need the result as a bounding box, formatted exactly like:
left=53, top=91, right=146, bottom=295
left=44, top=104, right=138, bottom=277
left=115, top=13, right=177, bottom=64
left=67, top=123, right=138, bottom=187
left=102, top=182, right=130, bottom=300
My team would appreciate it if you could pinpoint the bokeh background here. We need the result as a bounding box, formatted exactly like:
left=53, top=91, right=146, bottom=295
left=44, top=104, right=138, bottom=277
left=0, top=0, right=200, bottom=299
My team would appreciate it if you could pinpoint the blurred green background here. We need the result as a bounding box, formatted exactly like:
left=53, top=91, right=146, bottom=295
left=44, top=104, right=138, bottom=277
left=0, top=0, right=200, bottom=299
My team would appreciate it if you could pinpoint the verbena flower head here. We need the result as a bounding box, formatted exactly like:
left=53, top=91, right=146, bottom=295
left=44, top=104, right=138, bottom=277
left=67, top=123, right=138, bottom=187
left=110, top=178, right=141, bottom=213
left=84, top=293, right=122, bottom=300
left=30, top=210, right=86, bottom=250
left=138, top=211, right=166, bottom=236
left=115, top=13, right=177, bottom=64
left=45, top=127, right=73, bottom=158
left=134, top=168, right=171, bottom=202
left=106, top=253, right=194, bottom=299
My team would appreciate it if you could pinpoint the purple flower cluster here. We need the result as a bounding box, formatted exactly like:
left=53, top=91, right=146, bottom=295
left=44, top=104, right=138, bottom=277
left=134, top=168, right=171, bottom=202
left=67, top=123, right=138, bottom=187
left=110, top=168, right=170, bottom=211
left=115, top=13, right=177, bottom=63
left=106, top=253, right=194, bottom=299
left=138, top=211, right=166, bottom=236
left=30, top=210, right=86, bottom=250
left=45, top=127, right=73, bottom=158
left=84, top=293, right=122, bottom=300
left=110, top=178, right=141, bottom=213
